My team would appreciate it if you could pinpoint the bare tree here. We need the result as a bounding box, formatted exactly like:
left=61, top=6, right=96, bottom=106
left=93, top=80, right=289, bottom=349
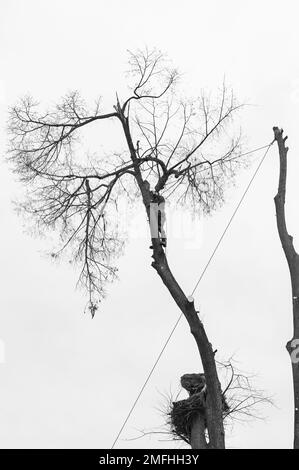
left=273, top=127, right=299, bottom=448
left=8, top=48, right=244, bottom=448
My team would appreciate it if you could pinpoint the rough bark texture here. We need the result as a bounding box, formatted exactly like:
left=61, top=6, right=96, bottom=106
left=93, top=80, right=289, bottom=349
left=273, top=126, right=299, bottom=449
left=190, top=413, right=208, bottom=449
left=181, top=373, right=208, bottom=449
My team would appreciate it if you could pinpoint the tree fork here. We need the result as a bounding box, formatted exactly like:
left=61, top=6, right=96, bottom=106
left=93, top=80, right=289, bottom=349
left=273, top=126, right=299, bottom=448
left=120, top=101, right=225, bottom=449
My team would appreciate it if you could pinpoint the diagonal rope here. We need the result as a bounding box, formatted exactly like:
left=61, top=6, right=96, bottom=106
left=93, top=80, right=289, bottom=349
left=111, top=141, right=274, bottom=449
left=191, top=141, right=274, bottom=295
left=163, top=143, right=272, bottom=200
left=111, top=315, right=181, bottom=449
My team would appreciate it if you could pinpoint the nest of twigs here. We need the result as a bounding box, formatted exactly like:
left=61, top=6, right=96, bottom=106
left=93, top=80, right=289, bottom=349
left=169, top=393, right=206, bottom=444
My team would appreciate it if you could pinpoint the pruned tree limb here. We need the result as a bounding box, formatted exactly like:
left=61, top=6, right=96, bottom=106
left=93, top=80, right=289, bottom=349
left=273, top=126, right=299, bottom=448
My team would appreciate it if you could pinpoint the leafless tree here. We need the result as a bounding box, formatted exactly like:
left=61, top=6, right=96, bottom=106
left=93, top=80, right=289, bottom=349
left=8, top=48, right=244, bottom=448
left=273, top=127, right=299, bottom=448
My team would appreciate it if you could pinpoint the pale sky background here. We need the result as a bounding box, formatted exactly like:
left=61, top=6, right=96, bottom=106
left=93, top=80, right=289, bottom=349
left=1, top=0, right=299, bottom=449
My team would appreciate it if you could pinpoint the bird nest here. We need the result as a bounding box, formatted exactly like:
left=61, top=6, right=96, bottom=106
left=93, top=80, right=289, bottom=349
left=169, top=393, right=206, bottom=444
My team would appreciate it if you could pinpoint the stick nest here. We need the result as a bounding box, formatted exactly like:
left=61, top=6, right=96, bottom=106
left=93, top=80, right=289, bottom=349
left=169, top=393, right=206, bottom=444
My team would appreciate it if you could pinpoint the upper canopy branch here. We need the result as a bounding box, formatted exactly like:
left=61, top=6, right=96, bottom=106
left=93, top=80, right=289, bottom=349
left=8, top=48, right=245, bottom=312
left=8, top=92, right=119, bottom=181
left=122, top=48, right=179, bottom=114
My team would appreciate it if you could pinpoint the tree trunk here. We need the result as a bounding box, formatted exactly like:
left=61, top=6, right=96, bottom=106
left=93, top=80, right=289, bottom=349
left=190, top=413, right=208, bottom=449
left=273, top=126, right=299, bottom=449
left=150, top=245, right=225, bottom=448
left=121, top=113, right=225, bottom=449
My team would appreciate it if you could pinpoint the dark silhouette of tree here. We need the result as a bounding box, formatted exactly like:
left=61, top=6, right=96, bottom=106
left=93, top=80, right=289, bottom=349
left=8, top=48, right=243, bottom=448
left=273, top=127, right=299, bottom=448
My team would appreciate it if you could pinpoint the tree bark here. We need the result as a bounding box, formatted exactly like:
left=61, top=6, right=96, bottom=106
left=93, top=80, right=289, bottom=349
left=273, top=126, right=299, bottom=449
left=190, top=413, right=208, bottom=449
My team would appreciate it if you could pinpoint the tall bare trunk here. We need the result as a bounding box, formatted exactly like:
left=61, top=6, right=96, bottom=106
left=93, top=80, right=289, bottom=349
left=273, top=126, right=299, bottom=449
left=122, top=114, right=225, bottom=449
left=151, top=244, right=225, bottom=449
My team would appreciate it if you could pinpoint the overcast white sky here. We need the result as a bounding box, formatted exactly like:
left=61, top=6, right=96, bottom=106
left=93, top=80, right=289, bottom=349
left=1, top=0, right=299, bottom=449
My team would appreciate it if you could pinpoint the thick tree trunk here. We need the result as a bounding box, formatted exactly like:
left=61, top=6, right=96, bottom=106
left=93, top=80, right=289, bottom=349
left=190, top=413, right=208, bottom=449
left=273, top=126, right=299, bottom=449
left=150, top=245, right=225, bottom=448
